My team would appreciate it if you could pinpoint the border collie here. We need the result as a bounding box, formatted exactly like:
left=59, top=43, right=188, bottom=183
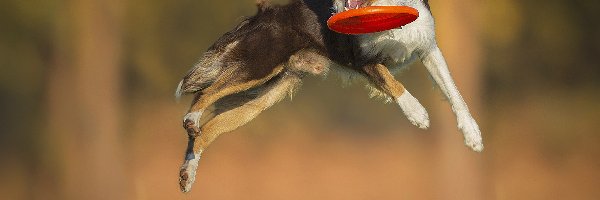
left=175, top=0, right=483, bottom=192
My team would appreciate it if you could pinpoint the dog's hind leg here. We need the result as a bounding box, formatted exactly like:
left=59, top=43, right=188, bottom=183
left=183, top=65, right=285, bottom=138
left=421, top=46, right=483, bottom=152
left=363, top=64, right=430, bottom=129
left=179, top=72, right=302, bottom=192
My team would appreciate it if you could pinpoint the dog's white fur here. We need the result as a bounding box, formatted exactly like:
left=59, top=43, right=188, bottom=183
left=397, top=91, right=430, bottom=129
left=333, top=0, right=483, bottom=152
left=184, top=111, right=203, bottom=129
left=180, top=151, right=202, bottom=192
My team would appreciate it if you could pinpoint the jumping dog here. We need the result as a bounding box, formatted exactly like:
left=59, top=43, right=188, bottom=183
left=176, top=0, right=483, bottom=192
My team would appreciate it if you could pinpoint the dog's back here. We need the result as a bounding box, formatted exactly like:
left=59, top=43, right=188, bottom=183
left=176, top=0, right=337, bottom=98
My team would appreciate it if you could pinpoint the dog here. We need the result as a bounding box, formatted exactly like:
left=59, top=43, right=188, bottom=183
left=175, top=0, right=483, bottom=192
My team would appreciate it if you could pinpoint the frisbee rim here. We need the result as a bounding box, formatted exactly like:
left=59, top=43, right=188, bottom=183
left=327, top=6, right=419, bottom=35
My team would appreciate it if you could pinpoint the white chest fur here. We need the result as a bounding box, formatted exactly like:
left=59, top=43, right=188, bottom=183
left=355, top=0, right=436, bottom=72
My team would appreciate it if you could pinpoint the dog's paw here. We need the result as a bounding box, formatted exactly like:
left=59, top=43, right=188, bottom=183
left=457, top=114, right=484, bottom=152
left=397, top=91, right=430, bottom=129
left=183, top=112, right=202, bottom=137
left=179, top=152, right=202, bottom=193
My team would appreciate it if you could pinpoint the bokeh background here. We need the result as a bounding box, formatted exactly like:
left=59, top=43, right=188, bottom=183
left=1, top=0, right=599, bottom=199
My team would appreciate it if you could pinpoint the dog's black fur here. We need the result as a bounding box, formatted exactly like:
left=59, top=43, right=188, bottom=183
left=178, top=0, right=384, bottom=95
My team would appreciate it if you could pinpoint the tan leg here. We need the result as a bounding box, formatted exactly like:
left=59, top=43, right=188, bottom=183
left=363, top=64, right=406, bottom=98
left=362, top=64, right=430, bottom=129
left=183, top=65, right=284, bottom=137
left=179, top=72, right=302, bottom=192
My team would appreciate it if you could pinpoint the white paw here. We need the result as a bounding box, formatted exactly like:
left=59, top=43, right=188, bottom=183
left=457, top=114, right=484, bottom=152
left=180, top=152, right=202, bottom=193
left=184, top=111, right=202, bottom=129
left=397, top=91, right=430, bottom=129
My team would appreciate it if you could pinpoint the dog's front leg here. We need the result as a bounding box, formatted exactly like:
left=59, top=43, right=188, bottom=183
left=363, top=64, right=430, bottom=129
left=421, top=46, right=483, bottom=152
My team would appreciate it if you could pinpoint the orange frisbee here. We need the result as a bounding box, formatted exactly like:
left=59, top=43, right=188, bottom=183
left=327, top=6, right=419, bottom=35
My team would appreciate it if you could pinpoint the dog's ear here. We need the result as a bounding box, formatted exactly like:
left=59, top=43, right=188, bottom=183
left=256, top=0, right=271, bottom=12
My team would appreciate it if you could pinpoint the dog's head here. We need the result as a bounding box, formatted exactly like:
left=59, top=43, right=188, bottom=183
left=333, top=0, right=430, bottom=13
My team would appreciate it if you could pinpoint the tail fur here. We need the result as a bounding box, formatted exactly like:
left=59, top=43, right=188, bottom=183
left=175, top=80, right=185, bottom=101
left=175, top=52, right=223, bottom=100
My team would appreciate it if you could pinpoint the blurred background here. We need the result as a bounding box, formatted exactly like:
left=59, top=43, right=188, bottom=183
left=1, top=0, right=599, bottom=199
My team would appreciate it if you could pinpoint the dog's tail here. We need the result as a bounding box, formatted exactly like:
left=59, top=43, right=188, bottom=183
left=175, top=53, right=223, bottom=101
left=174, top=80, right=186, bottom=101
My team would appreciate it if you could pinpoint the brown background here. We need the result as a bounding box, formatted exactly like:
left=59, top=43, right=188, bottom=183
left=1, top=0, right=599, bottom=199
